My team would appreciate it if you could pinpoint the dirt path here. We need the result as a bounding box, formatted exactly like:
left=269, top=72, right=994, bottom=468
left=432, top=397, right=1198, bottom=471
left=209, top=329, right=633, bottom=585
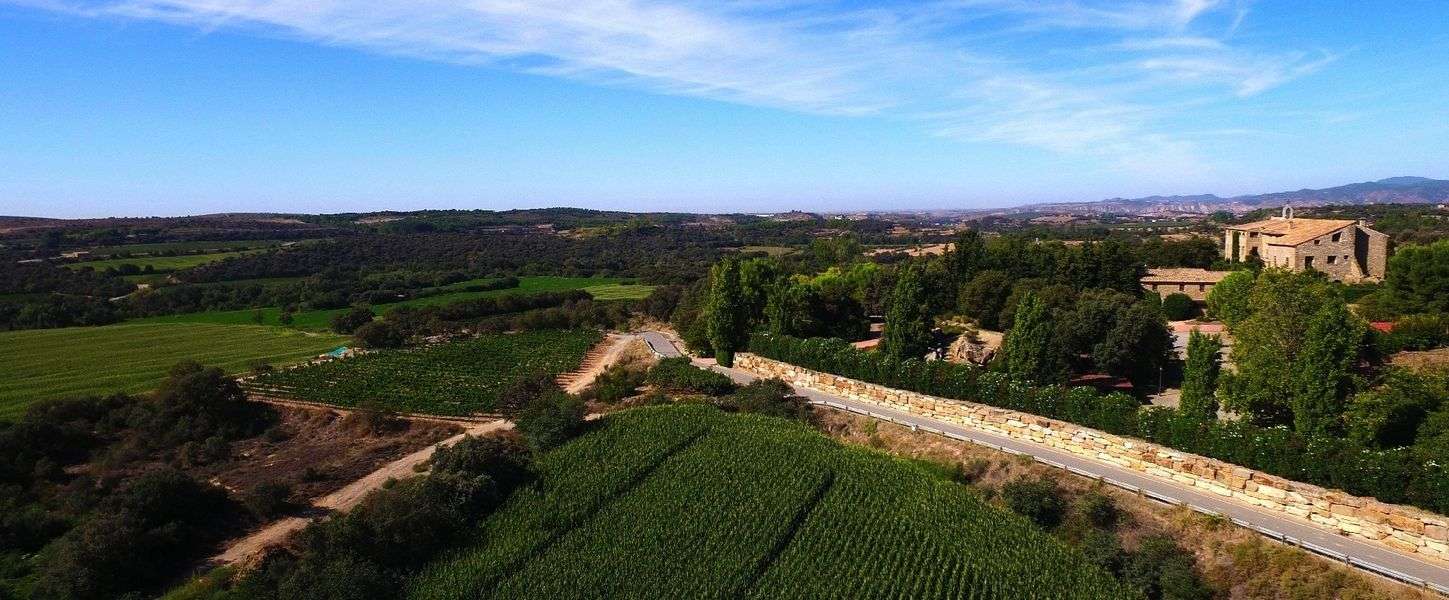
left=558, top=333, right=640, bottom=394
left=214, top=419, right=512, bottom=564
left=216, top=335, right=639, bottom=565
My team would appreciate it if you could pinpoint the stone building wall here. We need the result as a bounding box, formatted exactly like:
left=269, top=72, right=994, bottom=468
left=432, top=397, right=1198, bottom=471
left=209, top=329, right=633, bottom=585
left=1293, top=225, right=1357, bottom=281
left=736, top=353, right=1449, bottom=562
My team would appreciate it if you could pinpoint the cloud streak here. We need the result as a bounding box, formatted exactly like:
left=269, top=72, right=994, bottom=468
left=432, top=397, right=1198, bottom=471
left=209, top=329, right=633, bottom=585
left=17, top=0, right=1334, bottom=173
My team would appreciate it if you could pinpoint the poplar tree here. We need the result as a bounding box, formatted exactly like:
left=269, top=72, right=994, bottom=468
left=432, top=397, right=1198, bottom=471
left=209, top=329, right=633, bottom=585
left=1291, top=302, right=1366, bottom=436
left=1179, top=331, right=1222, bottom=420
left=705, top=258, right=746, bottom=367
left=881, top=264, right=932, bottom=361
left=1001, top=291, right=1067, bottom=384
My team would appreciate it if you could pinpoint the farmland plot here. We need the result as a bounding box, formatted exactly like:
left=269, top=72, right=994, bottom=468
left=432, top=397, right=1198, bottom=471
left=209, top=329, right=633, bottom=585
left=244, top=329, right=601, bottom=415
left=0, top=323, right=345, bottom=419
left=406, top=405, right=1131, bottom=599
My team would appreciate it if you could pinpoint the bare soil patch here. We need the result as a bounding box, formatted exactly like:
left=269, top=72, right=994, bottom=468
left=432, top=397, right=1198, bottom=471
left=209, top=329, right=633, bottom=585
left=194, top=404, right=461, bottom=501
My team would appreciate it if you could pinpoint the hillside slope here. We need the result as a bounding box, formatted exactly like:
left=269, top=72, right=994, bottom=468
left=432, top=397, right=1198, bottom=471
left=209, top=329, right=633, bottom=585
left=408, top=405, right=1132, bottom=599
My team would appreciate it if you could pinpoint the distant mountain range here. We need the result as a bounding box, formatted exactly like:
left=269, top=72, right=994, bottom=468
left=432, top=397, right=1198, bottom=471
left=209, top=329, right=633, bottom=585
left=1008, top=176, right=1449, bottom=216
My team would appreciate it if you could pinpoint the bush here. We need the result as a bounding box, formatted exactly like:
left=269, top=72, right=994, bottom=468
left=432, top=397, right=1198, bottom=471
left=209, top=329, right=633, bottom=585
left=1079, top=529, right=1125, bottom=576
left=1077, top=492, right=1119, bottom=529
left=33, top=469, right=233, bottom=600
left=724, top=378, right=810, bottom=421
left=515, top=390, right=586, bottom=452
left=1000, top=478, right=1065, bottom=528
left=330, top=306, right=376, bottom=334
left=583, top=365, right=645, bottom=404
left=1121, top=535, right=1212, bottom=600
left=429, top=436, right=532, bottom=490
left=353, top=321, right=404, bottom=349
left=244, top=481, right=294, bottom=520
left=1160, top=293, right=1196, bottom=321
left=645, top=357, right=735, bottom=396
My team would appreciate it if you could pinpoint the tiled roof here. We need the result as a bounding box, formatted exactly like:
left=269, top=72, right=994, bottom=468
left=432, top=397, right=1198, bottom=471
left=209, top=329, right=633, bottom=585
left=1141, top=268, right=1230, bottom=283
left=1226, top=217, right=1356, bottom=246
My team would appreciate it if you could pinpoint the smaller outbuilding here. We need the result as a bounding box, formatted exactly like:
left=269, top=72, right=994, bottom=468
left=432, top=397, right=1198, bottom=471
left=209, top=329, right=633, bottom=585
left=1140, top=268, right=1229, bottom=302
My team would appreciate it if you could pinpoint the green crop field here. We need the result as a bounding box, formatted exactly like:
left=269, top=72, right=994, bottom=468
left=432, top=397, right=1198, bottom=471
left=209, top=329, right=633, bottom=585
left=408, top=405, right=1130, bottom=599
left=64, top=250, right=265, bottom=273
left=575, top=283, right=655, bottom=300
left=243, top=329, right=602, bottom=415
left=0, top=323, right=346, bottom=420
left=129, top=276, right=637, bottom=330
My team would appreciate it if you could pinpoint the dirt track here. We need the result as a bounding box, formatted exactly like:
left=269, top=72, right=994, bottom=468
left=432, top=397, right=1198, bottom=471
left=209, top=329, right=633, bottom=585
left=214, top=419, right=512, bottom=564
left=216, top=334, right=638, bottom=565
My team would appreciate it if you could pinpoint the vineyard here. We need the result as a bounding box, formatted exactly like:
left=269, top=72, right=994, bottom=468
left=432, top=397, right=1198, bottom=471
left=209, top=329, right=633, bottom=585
left=130, top=276, right=639, bottom=329
left=407, top=405, right=1130, bottom=599
left=0, top=323, right=345, bottom=420
left=244, top=329, right=602, bottom=415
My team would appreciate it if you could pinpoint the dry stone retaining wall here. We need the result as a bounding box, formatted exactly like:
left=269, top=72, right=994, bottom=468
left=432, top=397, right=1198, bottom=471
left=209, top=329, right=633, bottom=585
left=735, top=353, right=1449, bottom=562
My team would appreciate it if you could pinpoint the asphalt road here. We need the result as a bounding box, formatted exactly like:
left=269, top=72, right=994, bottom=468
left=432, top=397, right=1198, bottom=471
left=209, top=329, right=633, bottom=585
left=637, top=331, right=1449, bottom=593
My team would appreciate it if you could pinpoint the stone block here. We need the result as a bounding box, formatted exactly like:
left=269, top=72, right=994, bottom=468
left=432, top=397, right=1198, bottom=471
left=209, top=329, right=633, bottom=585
left=1389, top=513, right=1426, bottom=535
left=1426, top=524, right=1449, bottom=542
left=1330, top=503, right=1357, bottom=517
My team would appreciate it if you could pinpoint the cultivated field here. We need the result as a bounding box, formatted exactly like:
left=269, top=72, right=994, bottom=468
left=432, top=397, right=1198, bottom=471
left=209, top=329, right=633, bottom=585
left=408, top=405, right=1129, bottom=599
left=130, top=276, right=644, bottom=330
left=244, top=329, right=602, bottom=415
left=0, top=323, right=346, bottom=419
left=64, top=249, right=265, bottom=272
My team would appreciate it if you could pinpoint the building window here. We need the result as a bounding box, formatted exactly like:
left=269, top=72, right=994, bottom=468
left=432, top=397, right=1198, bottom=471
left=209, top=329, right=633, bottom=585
left=1305, top=256, right=1315, bottom=269
left=1327, top=255, right=1337, bottom=265
left=1177, top=284, right=1185, bottom=291
left=1314, top=239, right=1320, bottom=245
left=1198, top=284, right=1205, bottom=292
left=1332, top=232, right=1342, bottom=242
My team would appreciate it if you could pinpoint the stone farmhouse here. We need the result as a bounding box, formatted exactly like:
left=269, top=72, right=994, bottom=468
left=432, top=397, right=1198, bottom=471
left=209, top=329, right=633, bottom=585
left=1141, top=268, right=1227, bottom=302
left=1222, top=207, right=1388, bottom=282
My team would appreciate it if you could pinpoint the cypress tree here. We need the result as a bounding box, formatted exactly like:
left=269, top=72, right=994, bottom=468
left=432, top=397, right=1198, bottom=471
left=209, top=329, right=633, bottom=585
left=1001, top=291, right=1067, bottom=384
left=705, top=258, right=746, bottom=367
left=881, top=263, right=932, bottom=361
left=1291, top=302, right=1366, bottom=436
left=1179, top=331, right=1222, bottom=420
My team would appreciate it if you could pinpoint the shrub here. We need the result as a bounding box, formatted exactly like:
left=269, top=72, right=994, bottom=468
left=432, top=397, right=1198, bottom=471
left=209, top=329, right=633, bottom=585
left=583, top=365, right=645, bottom=404
left=353, top=321, right=404, bottom=349
left=33, top=469, right=233, bottom=600
left=724, top=378, right=810, bottom=421
left=1077, top=492, right=1119, bottom=529
left=244, top=481, right=294, bottom=520
left=1000, top=478, right=1065, bottom=528
left=1079, top=529, right=1125, bottom=576
left=645, top=357, right=735, bottom=396
left=430, top=436, right=532, bottom=490
left=1161, top=293, right=1196, bottom=321
left=515, top=390, right=586, bottom=452
left=330, top=306, right=377, bottom=334
left=1121, top=535, right=1212, bottom=600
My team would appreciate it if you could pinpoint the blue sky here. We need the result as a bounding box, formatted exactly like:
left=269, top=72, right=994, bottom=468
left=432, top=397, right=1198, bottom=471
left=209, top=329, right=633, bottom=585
left=2, top=1, right=1448, bottom=217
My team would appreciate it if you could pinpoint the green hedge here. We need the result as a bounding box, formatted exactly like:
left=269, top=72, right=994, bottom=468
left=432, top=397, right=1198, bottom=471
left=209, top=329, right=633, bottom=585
left=747, top=333, right=1449, bottom=515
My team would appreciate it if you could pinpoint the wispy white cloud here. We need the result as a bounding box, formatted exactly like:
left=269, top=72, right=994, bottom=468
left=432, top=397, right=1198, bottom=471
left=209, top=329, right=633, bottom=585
left=13, top=0, right=1334, bottom=175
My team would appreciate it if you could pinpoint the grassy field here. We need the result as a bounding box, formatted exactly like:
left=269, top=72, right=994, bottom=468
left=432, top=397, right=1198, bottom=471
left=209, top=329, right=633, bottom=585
left=0, top=323, right=346, bottom=420
left=65, top=250, right=265, bottom=273
left=129, top=276, right=647, bottom=330
left=243, top=329, right=601, bottom=415
left=407, top=405, right=1129, bottom=599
